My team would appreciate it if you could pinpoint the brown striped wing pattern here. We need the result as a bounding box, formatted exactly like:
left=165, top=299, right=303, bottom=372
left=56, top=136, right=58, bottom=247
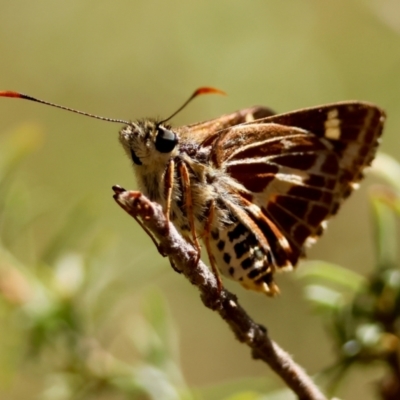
left=212, top=102, right=385, bottom=271
left=175, top=106, right=276, bottom=144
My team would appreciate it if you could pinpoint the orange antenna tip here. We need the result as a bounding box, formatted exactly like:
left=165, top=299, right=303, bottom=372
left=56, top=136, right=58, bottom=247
left=192, top=87, right=227, bottom=97
left=159, top=86, right=226, bottom=124
left=0, top=91, right=23, bottom=98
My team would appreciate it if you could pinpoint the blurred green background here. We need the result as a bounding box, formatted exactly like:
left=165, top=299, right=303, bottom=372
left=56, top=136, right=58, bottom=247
left=0, top=1, right=399, bottom=399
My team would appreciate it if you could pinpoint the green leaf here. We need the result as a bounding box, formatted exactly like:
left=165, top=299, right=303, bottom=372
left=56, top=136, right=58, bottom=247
left=370, top=194, right=397, bottom=270
left=372, top=153, right=400, bottom=193
left=298, top=261, right=367, bottom=292
left=303, top=284, right=343, bottom=311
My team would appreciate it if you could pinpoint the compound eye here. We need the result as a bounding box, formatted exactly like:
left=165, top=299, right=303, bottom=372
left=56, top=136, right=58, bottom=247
left=155, top=127, right=178, bottom=153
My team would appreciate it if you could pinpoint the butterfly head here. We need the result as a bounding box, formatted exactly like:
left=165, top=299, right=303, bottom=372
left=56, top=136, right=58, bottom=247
left=118, top=87, right=225, bottom=168
left=119, top=120, right=179, bottom=167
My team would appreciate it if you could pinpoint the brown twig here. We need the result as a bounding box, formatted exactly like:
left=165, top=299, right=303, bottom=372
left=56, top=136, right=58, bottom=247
left=112, top=186, right=328, bottom=400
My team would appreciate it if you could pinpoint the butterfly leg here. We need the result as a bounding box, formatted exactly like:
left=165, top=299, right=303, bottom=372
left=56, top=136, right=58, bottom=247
left=203, top=199, right=223, bottom=292
left=178, top=162, right=202, bottom=265
left=164, top=159, right=175, bottom=226
left=162, top=159, right=184, bottom=271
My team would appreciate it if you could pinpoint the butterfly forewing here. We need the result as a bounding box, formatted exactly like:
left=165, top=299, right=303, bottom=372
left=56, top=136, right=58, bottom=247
left=213, top=102, right=384, bottom=280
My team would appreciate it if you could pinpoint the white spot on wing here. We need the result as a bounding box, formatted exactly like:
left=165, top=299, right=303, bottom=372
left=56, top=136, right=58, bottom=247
left=305, top=236, right=317, bottom=247
left=324, top=109, right=341, bottom=140
left=278, top=236, right=291, bottom=251
left=275, top=172, right=305, bottom=185
left=245, top=113, right=255, bottom=122
left=279, top=263, right=293, bottom=272
left=350, top=182, right=360, bottom=190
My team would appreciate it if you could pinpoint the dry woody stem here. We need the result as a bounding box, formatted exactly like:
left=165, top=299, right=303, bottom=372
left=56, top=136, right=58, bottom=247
left=112, top=186, right=328, bottom=400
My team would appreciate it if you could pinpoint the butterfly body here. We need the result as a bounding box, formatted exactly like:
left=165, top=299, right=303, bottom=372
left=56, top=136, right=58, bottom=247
left=118, top=102, right=385, bottom=296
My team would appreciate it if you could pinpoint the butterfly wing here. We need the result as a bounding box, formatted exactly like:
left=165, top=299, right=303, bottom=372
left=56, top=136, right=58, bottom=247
left=214, top=102, right=385, bottom=268
left=175, top=106, right=275, bottom=144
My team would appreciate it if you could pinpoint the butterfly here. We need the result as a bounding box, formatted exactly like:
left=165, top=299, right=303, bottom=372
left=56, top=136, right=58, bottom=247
left=0, top=88, right=385, bottom=295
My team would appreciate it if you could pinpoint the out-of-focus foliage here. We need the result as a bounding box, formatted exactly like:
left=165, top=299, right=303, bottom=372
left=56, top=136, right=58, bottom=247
left=300, top=153, right=400, bottom=400
left=0, top=127, right=195, bottom=400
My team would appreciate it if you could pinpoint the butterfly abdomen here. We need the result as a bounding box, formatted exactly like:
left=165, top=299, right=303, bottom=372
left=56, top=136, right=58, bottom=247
left=209, top=220, right=280, bottom=295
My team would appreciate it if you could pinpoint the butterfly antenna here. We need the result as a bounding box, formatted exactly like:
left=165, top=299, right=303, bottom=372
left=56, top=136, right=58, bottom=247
left=0, top=90, right=130, bottom=125
left=159, top=87, right=226, bottom=124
